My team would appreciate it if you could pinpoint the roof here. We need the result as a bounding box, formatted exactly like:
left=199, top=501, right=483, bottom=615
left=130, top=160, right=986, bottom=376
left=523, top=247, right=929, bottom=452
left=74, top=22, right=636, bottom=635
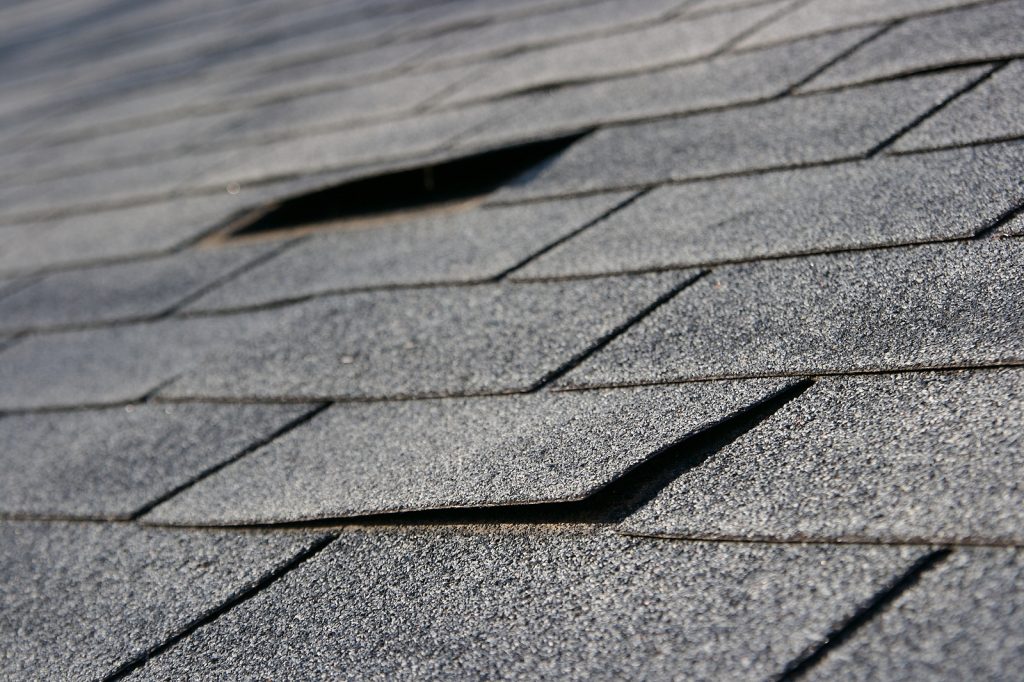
left=1, top=0, right=1022, bottom=679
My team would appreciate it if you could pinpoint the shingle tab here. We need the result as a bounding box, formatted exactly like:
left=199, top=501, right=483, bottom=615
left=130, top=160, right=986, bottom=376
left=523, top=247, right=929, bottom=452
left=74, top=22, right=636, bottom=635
left=734, top=0, right=988, bottom=50
left=797, top=0, right=1024, bottom=91
left=145, top=379, right=792, bottom=524
left=184, top=192, right=633, bottom=313
left=557, top=240, right=1024, bottom=388
left=0, top=402, right=314, bottom=519
left=130, top=527, right=925, bottom=681
left=458, top=27, right=880, bottom=151
left=0, top=242, right=279, bottom=332
left=494, top=68, right=985, bottom=201
left=439, top=1, right=786, bottom=106
left=0, top=309, right=289, bottom=410
left=162, top=272, right=696, bottom=402
left=621, top=370, right=1024, bottom=544
left=512, top=142, right=1024, bottom=278
left=892, top=59, right=1024, bottom=153
left=0, top=521, right=330, bottom=681
left=806, top=549, right=1024, bottom=681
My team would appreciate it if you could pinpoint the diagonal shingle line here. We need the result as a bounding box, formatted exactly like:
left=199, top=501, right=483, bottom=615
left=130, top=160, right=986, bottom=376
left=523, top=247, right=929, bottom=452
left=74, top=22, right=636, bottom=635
left=775, top=21, right=899, bottom=97
left=100, top=533, right=338, bottom=682
left=774, top=549, right=953, bottom=681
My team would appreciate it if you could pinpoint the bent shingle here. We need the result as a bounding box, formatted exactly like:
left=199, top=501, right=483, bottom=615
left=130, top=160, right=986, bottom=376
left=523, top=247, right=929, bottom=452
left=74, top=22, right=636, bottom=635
left=129, top=527, right=926, bottom=681
left=512, top=142, right=1024, bottom=279
left=162, top=272, right=697, bottom=402
left=0, top=403, right=314, bottom=519
left=620, top=370, right=1024, bottom=544
left=494, top=68, right=987, bottom=200
left=0, top=521, right=330, bottom=681
left=806, top=548, right=1024, bottom=681
left=557, top=240, right=1024, bottom=388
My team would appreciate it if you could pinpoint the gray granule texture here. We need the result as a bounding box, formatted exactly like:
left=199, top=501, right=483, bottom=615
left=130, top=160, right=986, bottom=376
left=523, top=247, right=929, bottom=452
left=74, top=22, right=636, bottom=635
left=130, top=527, right=925, bottom=681
left=807, top=548, right=1024, bottom=681
left=798, top=0, right=1024, bottom=91
left=1001, top=213, right=1024, bottom=237
left=0, top=192, right=256, bottom=275
left=512, top=142, right=1024, bottom=279
left=493, top=68, right=986, bottom=201
left=183, top=191, right=633, bottom=313
left=557, top=240, right=1024, bottom=388
left=892, top=60, right=1024, bottom=153
left=0, top=521, right=330, bottom=681
left=0, top=402, right=313, bottom=518
left=620, top=369, right=1024, bottom=544
left=161, top=272, right=695, bottom=402
left=0, top=308, right=291, bottom=410
left=0, top=241, right=278, bottom=332
left=734, top=0, right=989, bottom=50
left=457, top=27, right=879, bottom=151
left=438, top=2, right=785, bottom=106
left=144, top=378, right=792, bottom=524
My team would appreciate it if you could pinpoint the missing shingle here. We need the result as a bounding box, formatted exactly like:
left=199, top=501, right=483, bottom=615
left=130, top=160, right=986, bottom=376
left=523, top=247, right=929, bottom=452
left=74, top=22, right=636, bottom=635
left=205, top=134, right=590, bottom=245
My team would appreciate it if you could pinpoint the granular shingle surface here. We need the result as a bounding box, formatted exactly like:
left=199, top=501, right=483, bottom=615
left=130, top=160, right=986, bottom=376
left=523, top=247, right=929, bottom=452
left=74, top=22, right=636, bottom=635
left=0, top=402, right=314, bottom=518
left=163, top=272, right=695, bottom=402
left=130, top=527, right=925, bottom=681
left=146, top=379, right=792, bottom=524
left=3, top=0, right=1024, bottom=677
left=494, top=68, right=986, bottom=200
left=0, top=521, right=329, bottom=680
left=806, top=549, right=1024, bottom=681
left=558, top=241, right=1024, bottom=388
left=621, top=370, right=1024, bottom=544
left=513, top=143, right=1024, bottom=278
left=184, top=191, right=633, bottom=312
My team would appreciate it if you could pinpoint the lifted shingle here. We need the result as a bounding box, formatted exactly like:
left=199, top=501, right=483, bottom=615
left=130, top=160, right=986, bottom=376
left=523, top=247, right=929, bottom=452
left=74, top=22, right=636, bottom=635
left=621, top=370, right=1024, bottom=544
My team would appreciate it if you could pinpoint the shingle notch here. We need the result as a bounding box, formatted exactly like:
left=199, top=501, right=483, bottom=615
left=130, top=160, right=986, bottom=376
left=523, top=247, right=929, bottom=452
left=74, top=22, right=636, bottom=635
left=143, top=378, right=800, bottom=526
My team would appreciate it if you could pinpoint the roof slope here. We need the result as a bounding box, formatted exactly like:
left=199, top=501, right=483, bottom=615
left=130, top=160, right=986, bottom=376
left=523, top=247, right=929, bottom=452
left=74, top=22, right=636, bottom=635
left=1, top=0, right=1023, bottom=679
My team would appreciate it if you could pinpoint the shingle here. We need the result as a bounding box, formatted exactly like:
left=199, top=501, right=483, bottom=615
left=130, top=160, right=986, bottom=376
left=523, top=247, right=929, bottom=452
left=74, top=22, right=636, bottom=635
left=438, top=1, right=786, bottom=106
left=557, top=240, right=1024, bottom=388
left=161, top=272, right=695, bottom=402
left=806, top=548, right=1024, bottom=681
left=457, top=27, right=880, bottom=151
left=184, top=192, right=633, bottom=313
left=512, top=142, right=1024, bottom=279
left=797, top=0, right=1024, bottom=91
left=130, top=527, right=926, bottom=681
left=1002, top=213, right=1024, bottom=237
left=892, top=59, right=1024, bottom=153
left=0, top=242, right=279, bottom=332
left=0, top=309, right=289, bottom=410
left=0, top=402, right=313, bottom=519
left=734, top=0, right=988, bottom=50
left=146, top=379, right=792, bottom=524
left=0, top=521, right=329, bottom=681
left=621, top=370, right=1024, bottom=544
left=493, top=68, right=985, bottom=201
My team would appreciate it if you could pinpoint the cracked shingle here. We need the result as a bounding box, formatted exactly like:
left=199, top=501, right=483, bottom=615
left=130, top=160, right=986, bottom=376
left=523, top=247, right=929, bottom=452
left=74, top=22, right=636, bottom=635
left=621, top=370, right=1024, bottom=544
left=557, top=240, right=1024, bottom=387
left=0, top=402, right=313, bottom=519
left=0, top=521, right=329, bottom=681
left=130, top=527, right=926, bottom=681
left=512, top=142, right=1024, bottom=278
left=162, top=272, right=695, bottom=402
left=493, top=68, right=986, bottom=201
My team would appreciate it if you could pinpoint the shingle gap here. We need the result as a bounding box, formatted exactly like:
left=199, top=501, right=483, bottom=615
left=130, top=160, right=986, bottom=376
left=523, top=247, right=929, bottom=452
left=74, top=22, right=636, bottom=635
left=205, top=134, right=593, bottom=244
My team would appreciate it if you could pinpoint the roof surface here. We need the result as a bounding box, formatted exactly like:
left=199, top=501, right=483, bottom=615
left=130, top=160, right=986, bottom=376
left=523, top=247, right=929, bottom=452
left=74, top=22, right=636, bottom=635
left=1, top=0, right=1023, bottom=679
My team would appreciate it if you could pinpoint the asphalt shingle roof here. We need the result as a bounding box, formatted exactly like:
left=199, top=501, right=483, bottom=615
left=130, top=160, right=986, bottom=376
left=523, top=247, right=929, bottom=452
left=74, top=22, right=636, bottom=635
left=2, top=0, right=1023, bottom=678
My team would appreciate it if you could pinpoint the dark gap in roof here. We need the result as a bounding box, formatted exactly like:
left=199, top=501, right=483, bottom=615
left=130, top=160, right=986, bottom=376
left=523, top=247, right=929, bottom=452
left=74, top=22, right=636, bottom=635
left=210, top=134, right=590, bottom=244
left=776, top=548, right=953, bottom=681
left=185, top=379, right=814, bottom=530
